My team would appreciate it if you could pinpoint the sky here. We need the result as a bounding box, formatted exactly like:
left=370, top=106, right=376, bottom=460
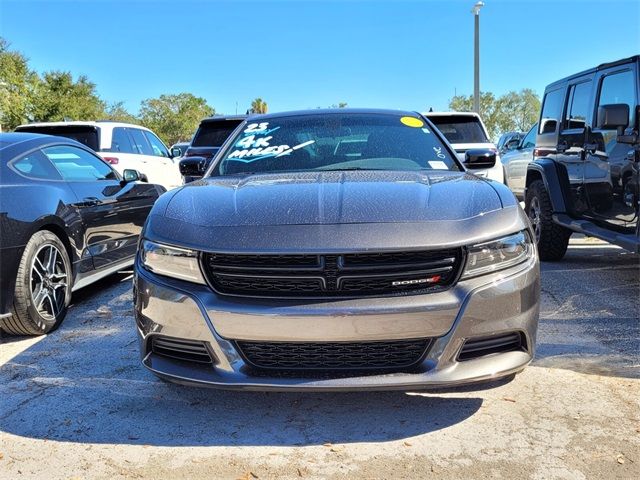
left=1, top=0, right=638, bottom=116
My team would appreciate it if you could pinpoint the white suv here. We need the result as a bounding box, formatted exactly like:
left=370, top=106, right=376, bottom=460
left=15, top=121, right=182, bottom=190
left=424, top=112, right=503, bottom=183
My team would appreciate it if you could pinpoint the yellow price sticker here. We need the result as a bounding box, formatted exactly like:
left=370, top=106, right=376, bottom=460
left=400, top=116, right=424, bottom=128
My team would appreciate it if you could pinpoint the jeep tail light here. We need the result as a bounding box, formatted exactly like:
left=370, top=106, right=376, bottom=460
left=533, top=148, right=553, bottom=158
left=103, top=156, right=119, bottom=165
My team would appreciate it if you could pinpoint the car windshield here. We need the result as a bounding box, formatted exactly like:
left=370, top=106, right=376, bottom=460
left=15, top=126, right=100, bottom=151
left=428, top=115, right=489, bottom=144
left=191, top=120, right=243, bottom=147
left=212, top=113, right=460, bottom=176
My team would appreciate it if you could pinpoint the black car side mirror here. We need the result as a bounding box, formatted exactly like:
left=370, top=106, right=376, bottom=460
left=171, top=146, right=183, bottom=158
left=122, top=169, right=140, bottom=183
left=540, top=119, right=557, bottom=134
left=179, top=157, right=207, bottom=177
left=464, top=149, right=497, bottom=169
left=597, top=104, right=638, bottom=145
left=597, top=104, right=629, bottom=131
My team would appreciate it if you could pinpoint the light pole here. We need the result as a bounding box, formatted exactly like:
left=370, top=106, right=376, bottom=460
left=472, top=1, right=484, bottom=114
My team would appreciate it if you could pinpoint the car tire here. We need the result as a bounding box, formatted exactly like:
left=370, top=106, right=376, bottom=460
left=525, top=180, right=571, bottom=261
left=0, top=231, right=72, bottom=336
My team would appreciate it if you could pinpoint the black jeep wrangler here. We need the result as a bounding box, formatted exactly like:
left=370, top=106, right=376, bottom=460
left=525, top=56, right=640, bottom=260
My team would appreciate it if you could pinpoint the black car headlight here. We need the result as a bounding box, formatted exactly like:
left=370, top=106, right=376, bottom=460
left=140, top=240, right=206, bottom=284
left=461, top=231, right=534, bottom=279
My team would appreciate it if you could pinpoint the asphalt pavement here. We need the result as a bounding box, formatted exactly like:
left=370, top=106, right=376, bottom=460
left=0, top=238, right=638, bottom=479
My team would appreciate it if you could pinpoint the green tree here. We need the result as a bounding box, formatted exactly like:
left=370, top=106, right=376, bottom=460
left=139, top=93, right=214, bottom=146
left=0, top=38, right=40, bottom=130
left=104, top=101, right=138, bottom=123
left=32, top=71, right=106, bottom=122
left=495, top=88, right=541, bottom=133
left=448, top=90, right=540, bottom=141
left=250, top=98, right=268, bottom=114
left=448, top=91, right=502, bottom=140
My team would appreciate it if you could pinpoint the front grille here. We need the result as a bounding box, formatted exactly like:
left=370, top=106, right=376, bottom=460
left=151, top=336, right=213, bottom=364
left=236, top=339, right=431, bottom=371
left=458, top=332, right=526, bottom=361
left=203, top=249, right=463, bottom=298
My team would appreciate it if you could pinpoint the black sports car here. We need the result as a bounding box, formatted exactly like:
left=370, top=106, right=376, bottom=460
left=0, top=132, right=163, bottom=335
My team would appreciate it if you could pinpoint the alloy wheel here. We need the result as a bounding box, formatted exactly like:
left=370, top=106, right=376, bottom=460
left=528, top=197, right=542, bottom=243
left=29, top=244, right=68, bottom=321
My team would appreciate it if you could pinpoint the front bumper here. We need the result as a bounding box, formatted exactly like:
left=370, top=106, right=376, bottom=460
left=134, top=257, right=539, bottom=391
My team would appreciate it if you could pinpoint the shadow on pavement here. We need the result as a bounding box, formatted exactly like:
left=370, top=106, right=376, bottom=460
left=3, top=243, right=637, bottom=446
left=535, top=245, right=639, bottom=378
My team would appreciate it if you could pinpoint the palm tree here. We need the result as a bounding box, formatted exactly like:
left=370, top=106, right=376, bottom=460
left=250, top=98, right=268, bottom=114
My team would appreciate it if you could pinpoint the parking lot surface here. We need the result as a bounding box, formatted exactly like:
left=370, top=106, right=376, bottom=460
left=1, top=239, right=639, bottom=480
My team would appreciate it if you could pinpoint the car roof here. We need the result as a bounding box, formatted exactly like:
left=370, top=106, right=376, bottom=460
left=545, top=55, right=640, bottom=90
left=0, top=131, right=46, bottom=147
left=200, top=115, right=248, bottom=124
left=15, top=120, right=151, bottom=130
left=0, top=132, right=94, bottom=159
left=245, top=108, right=424, bottom=121
left=423, top=111, right=481, bottom=119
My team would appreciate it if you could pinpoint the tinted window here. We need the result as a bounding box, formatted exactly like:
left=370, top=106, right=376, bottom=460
left=192, top=120, right=243, bottom=147
left=428, top=115, right=489, bottom=143
left=143, top=131, right=169, bottom=157
left=12, top=150, right=62, bottom=180
left=214, top=114, right=460, bottom=176
left=128, top=129, right=153, bottom=155
left=521, top=125, right=537, bottom=149
left=15, top=126, right=99, bottom=151
left=539, top=88, right=564, bottom=134
left=43, top=145, right=117, bottom=181
left=109, top=127, right=134, bottom=153
left=564, top=82, right=591, bottom=130
left=597, top=70, right=636, bottom=127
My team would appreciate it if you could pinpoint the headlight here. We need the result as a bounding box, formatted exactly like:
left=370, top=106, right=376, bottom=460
left=140, top=240, right=206, bottom=284
left=461, top=231, right=534, bottom=279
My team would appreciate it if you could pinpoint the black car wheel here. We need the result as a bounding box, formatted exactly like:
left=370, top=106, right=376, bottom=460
left=525, top=180, right=571, bottom=261
left=0, top=231, right=72, bottom=335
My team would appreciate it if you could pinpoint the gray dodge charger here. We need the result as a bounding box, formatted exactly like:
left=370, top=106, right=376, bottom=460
left=134, top=109, right=540, bottom=390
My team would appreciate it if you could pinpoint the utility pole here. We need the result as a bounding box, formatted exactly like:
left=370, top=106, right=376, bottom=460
left=472, top=1, right=484, bottom=114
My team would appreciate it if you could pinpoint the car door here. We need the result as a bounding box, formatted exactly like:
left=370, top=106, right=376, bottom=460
left=42, top=144, right=158, bottom=269
left=584, top=66, right=638, bottom=230
left=507, top=125, right=537, bottom=196
left=99, top=126, right=141, bottom=177
left=143, top=130, right=182, bottom=188
left=555, top=76, right=593, bottom=215
left=120, top=128, right=180, bottom=189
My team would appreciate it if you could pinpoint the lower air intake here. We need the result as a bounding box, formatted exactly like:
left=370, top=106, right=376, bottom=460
left=151, top=336, right=213, bottom=364
left=458, top=332, right=526, bottom=361
left=236, top=339, right=430, bottom=371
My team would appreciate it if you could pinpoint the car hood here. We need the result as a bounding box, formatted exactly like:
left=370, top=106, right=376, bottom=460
left=162, top=170, right=504, bottom=227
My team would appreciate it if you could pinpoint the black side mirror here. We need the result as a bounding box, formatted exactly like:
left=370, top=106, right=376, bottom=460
left=598, top=104, right=639, bottom=145
left=540, top=119, right=557, bottom=134
left=464, top=149, right=497, bottom=169
left=179, top=156, right=207, bottom=177
left=122, top=169, right=140, bottom=183
left=597, top=103, right=629, bottom=133
left=171, top=146, right=183, bottom=158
